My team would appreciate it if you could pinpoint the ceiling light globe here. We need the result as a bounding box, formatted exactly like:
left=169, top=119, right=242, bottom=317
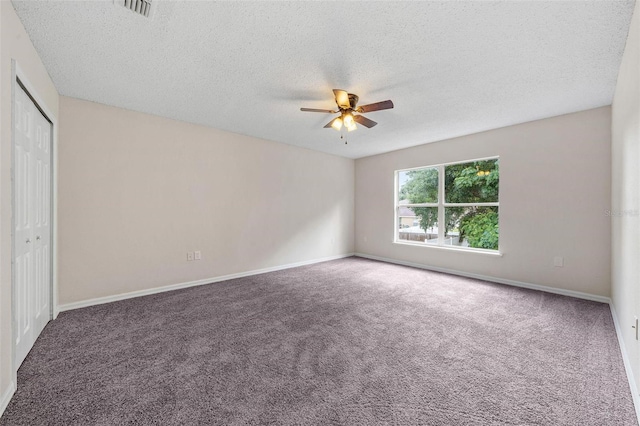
left=343, top=113, right=354, bottom=127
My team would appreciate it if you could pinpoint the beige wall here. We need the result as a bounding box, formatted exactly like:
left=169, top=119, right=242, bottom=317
left=355, top=107, right=612, bottom=297
left=58, top=96, right=354, bottom=305
left=0, top=0, right=59, bottom=410
left=612, top=0, right=640, bottom=400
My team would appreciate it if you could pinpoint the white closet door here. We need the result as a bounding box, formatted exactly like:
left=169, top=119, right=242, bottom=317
left=14, top=83, right=51, bottom=368
left=32, top=96, right=51, bottom=337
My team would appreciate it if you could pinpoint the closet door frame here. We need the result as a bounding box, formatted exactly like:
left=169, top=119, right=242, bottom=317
left=10, top=60, right=58, bottom=381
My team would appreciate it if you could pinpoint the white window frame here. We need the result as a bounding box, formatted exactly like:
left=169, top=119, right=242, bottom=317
left=394, top=156, right=500, bottom=255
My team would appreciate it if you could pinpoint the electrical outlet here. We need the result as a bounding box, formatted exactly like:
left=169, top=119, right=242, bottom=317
left=187, top=252, right=194, bottom=261
left=194, top=251, right=201, bottom=260
left=553, top=256, right=564, bottom=267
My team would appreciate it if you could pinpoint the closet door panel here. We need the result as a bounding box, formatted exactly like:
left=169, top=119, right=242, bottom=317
left=14, top=83, right=52, bottom=368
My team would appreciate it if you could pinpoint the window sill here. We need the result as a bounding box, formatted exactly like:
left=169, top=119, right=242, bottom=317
left=393, top=240, right=503, bottom=257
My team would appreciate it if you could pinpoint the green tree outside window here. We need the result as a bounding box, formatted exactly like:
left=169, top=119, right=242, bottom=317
left=399, top=159, right=499, bottom=250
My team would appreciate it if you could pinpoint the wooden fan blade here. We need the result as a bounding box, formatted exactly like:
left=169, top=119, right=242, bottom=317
left=357, top=100, right=394, bottom=113
left=354, top=114, right=378, bottom=128
left=300, top=108, right=336, bottom=113
left=324, top=117, right=341, bottom=129
left=333, top=89, right=350, bottom=109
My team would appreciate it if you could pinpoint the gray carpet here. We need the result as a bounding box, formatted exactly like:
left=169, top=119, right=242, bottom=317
left=1, top=257, right=637, bottom=425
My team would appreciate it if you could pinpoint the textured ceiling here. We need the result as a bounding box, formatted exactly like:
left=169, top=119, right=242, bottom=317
left=12, top=1, right=635, bottom=159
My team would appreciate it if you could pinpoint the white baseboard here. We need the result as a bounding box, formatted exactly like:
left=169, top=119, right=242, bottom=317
left=58, top=253, right=355, bottom=312
left=0, top=381, right=16, bottom=420
left=354, top=252, right=611, bottom=304
left=610, top=303, right=640, bottom=422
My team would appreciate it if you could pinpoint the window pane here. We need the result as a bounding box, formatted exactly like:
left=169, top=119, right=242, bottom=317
left=398, top=167, right=438, bottom=204
left=444, top=206, right=499, bottom=250
left=444, top=159, right=499, bottom=203
left=398, top=206, right=438, bottom=243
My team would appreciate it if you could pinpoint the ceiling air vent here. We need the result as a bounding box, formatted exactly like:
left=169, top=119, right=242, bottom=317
left=115, top=0, right=155, bottom=18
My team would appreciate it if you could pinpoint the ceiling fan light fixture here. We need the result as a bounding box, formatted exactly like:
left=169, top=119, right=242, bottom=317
left=343, top=112, right=355, bottom=128
left=301, top=89, right=393, bottom=134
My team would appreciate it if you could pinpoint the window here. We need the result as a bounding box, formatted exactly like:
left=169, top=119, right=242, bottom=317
left=396, top=158, right=499, bottom=252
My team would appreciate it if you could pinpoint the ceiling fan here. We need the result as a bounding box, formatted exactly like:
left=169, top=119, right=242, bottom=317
left=300, top=89, right=394, bottom=132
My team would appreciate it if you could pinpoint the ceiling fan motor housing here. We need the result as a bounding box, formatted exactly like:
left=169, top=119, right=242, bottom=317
left=347, top=94, right=359, bottom=110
